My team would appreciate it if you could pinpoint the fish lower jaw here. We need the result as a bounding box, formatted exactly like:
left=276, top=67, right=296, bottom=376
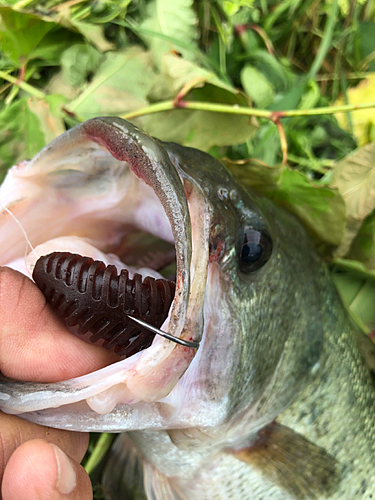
left=0, top=334, right=196, bottom=417
left=86, top=383, right=141, bottom=414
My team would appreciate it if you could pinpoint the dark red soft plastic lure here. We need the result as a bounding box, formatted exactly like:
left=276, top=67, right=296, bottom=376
left=32, top=252, right=175, bottom=356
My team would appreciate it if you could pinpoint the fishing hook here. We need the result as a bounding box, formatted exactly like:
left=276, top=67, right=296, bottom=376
left=128, top=316, right=199, bottom=348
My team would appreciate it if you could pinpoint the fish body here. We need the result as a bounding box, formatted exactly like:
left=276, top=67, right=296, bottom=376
left=0, top=118, right=373, bottom=499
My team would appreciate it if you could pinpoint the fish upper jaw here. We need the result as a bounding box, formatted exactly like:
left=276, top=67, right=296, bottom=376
left=0, top=117, right=210, bottom=420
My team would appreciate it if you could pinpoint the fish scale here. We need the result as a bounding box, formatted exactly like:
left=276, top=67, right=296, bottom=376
left=278, top=286, right=375, bottom=498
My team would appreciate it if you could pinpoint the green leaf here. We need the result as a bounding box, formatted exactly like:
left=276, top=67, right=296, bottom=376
left=332, top=270, right=375, bottom=333
left=0, top=7, right=55, bottom=66
left=334, top=73, right=375, bottom=147
left=251, top=121, right=281, bottom=165
left=28, top=28, right=82, bottom=66
left=332, top=273, right=366, bottom=306
left=246, top=49, right=295, bottom=94
left=46, top=72, right=80, bottom=101
left=0, top=97, right=65, bottom=181
left=144, top=83, right=257, bottom=151
left=67, top=47, right=157, bottom=119
left=274, top=169, right=346, bottom=247
left=139, top=0, right=198, bottom=65
left=332, top=257, right=375, bottom=281
left=143, top=52, right=256, bottom=151
left=287, top=113, right=357, bottom=165
left=342, top=279, right=375, bottom=327
left=223, top=157, right=282, bottom=190
left=240, top=65, right=275, bottom=107
left=332, top=259, right=375, bottom=333
left=61, top=44, right=103, bottom=88
left=298, top=79, right=320, bottom=110
left=331, top=141, right=375, bottom=256
left=28, top=94, right=66, bottom=142
left=149, top=53, right=237, bottom=100
left=346, top=209, right=375, bottom=270
left=269, top=83, right=305, bottom=111
left=357, top=21, right=375, bottom=72
left=63, top=17, right=114, bottom=52
left=226, top=159, right=346, bottom=247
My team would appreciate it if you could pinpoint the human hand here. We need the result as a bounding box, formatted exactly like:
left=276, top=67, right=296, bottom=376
left=0, top=266, right=118, bottom=500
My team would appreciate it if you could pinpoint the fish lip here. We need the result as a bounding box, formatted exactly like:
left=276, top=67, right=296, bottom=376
left=82, top=117, right=194, bottom=345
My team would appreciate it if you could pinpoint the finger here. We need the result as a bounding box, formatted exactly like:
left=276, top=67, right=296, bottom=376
left=2, top=439, right=92, bottom=500
left=0, top=267, right=118, bottom=381
left=0, top=412, right=89, bottom=485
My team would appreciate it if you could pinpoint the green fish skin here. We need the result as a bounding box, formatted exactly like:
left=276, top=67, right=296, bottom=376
left=0, top=118, right=373, bottom=499
left=105, top=141, right=375, bottom=500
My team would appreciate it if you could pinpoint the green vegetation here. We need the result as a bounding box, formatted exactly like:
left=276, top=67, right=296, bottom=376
left=1, top=0, right=375, bottom=494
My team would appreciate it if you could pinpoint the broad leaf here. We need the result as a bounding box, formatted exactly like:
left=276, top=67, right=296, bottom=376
left=61, top=44, right=103, bottom=88
left=0, top=97, right=65, bottom=181
left=346, top=209, right=375, bottom=270
left=274, top=169, right=346, bottom=247
left=143, top=52, right=257, bottom=150
left=67, top=47, right=157, bottom=119
left=0, top=7, right=55, bottom=66
left=150, top=53, right=236, bottom=97
left=333, top=271, right=375, bottom=333
left=227, top=159, right=346, bottom=247
left=331, top=141, right=375, bottom=256
left=358, top=21, right=375, bottom=72
left=335, top=74, right=375, bottom=146
left=144, top=83, right=257, bottom=151
left=241, top=65, right=275, bottom=107
left=139, top=0, right=198, bottom=65
left=58, top=12, right=114, bottom=52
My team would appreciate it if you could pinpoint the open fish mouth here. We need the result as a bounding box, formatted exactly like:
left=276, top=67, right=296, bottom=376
left=0, top=117, right=209, bottom=420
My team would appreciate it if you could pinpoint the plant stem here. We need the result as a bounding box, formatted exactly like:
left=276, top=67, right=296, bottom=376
left=308, top=0, right=339, bottom=80
left=287, top=153, right=333, bottom=174
left=122, top=99, right=375, bottom=121
left=0, top=70, right=45, bottom=100
left=275, top=119, right=288, bottom=165
left=83, top=433, right=116, bottom=476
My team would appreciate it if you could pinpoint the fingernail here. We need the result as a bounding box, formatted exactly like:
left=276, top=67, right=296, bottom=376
left=50, top=444, right=77, bottom=495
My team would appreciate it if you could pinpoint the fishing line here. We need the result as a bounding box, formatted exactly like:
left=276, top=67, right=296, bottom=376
left=0, top=203, right=39, bottom=262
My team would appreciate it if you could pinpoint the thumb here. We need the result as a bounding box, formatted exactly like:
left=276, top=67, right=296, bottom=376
left=1, top=439, right=93, bottom=500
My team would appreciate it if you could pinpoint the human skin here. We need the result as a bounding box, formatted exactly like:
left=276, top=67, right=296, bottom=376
left=0, top=266, right=118, bottom=500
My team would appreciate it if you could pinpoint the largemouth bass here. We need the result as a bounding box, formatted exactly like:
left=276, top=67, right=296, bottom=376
left=0, top=117, right=374, bottom=499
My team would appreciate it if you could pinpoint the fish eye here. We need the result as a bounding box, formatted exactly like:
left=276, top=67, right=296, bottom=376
left=239, top=228, right=273, bottom=273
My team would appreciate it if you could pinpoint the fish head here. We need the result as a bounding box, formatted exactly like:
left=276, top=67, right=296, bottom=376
left=0, top=118, right=325, bottom=439
left=164, top=143, right=326, bottom=441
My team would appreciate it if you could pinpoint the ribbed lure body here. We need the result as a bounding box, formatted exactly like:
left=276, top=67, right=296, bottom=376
left=33, top=252, right=175, bottom=356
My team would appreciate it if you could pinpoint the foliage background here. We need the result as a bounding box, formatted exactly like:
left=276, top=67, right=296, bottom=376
left=1, top=0, right=375, bottom=496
